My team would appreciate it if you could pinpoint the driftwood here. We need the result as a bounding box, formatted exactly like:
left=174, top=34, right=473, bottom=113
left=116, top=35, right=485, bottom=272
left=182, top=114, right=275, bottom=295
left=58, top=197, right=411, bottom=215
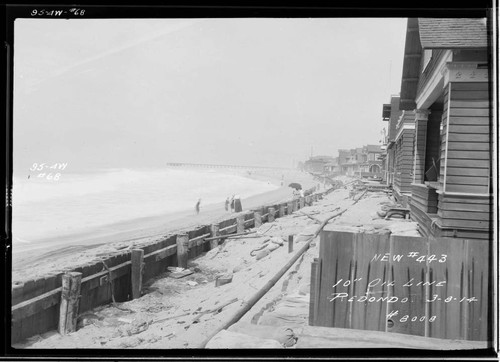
left=152, top=311, right=191, bottom=325
left=297, top=211, right=322, bottom=223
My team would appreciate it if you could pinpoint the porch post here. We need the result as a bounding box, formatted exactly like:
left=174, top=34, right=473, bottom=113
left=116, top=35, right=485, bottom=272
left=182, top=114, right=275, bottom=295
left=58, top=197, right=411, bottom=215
left=413, top=109, right=430, bottom=184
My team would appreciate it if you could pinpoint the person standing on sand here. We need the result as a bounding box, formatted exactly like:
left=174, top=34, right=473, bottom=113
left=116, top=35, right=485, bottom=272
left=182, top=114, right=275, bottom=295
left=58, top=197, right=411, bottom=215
left=234, top=194, right=242, bottom=212
left=230, top=195, right=235, bottom=212
left=195, top=198, right=201, bottom=214
left=225, top=197, right=230, bottom=212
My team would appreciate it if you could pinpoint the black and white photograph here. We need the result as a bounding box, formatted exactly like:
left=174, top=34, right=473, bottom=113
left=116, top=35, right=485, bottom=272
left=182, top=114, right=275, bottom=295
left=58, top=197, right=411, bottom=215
left=4, top=3, right=498, bottom=358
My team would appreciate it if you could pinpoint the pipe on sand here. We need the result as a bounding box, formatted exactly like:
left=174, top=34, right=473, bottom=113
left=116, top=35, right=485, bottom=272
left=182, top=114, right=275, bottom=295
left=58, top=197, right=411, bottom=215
left=198, top=204, right=351, bottom=348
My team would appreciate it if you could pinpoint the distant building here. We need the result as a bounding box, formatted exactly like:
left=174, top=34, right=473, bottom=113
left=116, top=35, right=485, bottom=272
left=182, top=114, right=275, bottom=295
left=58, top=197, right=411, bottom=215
left=337, top=145, right=383, bottom=177
left=323, top=157, right=340, bottom=174
left=303, top=155, right=335, bottom=174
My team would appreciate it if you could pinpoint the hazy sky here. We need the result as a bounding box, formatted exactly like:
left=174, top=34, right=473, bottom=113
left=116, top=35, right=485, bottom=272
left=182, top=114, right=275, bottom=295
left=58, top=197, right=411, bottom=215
left=14, top=18, right=407, bottom=173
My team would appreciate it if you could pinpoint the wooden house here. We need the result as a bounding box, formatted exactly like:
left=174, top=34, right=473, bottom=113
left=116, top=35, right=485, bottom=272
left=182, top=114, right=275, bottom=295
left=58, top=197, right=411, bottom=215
left=392, top=110, right=416, bottom=206
left=399, top=18, right=491, bottom=239
left=381, top=95, right=403, bottom=186
left=304, top=155, right=336, bottom=174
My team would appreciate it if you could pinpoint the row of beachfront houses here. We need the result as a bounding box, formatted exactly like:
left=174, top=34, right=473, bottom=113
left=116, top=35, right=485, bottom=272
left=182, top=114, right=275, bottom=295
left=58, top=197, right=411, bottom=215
left=380, top=17, right=492, bottom=241
left=303, top=145, right=383, bottom=177
left=305, top=18, right=492, bottom=241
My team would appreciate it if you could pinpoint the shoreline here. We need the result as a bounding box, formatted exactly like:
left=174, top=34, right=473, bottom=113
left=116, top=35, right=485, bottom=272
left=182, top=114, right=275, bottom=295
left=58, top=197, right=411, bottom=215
left=12, top=169, right=319, bottom=281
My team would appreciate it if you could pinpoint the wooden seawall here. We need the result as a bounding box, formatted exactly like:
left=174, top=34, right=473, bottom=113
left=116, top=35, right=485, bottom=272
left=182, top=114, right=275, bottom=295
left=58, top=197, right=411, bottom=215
left=10, top=187, right=332, bottom=344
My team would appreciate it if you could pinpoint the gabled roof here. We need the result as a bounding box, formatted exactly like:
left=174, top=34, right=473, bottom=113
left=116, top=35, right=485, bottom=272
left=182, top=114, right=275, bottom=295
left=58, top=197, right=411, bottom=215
left=418, top=18, right=488, bottom=49
left=399, top=18, right=488, bottom=110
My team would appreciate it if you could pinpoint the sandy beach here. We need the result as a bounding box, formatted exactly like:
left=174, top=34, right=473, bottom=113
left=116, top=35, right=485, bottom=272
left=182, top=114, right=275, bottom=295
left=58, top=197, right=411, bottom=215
left=12, top=168, right=319, bottom=282
left=13, top=180, right=425, bottom=349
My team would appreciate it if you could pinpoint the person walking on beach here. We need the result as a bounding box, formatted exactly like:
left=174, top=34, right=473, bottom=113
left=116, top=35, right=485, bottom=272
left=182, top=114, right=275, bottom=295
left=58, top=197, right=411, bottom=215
left=230, top=195, right=235, bottom=212
left=195, top=198, right=201, bottom=214
left=234, top=194, right=242, bottom=213
left=225, top=197, right=230, bottom=212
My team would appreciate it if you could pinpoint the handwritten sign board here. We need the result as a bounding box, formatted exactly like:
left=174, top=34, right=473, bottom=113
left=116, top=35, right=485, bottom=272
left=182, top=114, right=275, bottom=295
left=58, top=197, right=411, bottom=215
left=310, top=230, right=489, bottom=341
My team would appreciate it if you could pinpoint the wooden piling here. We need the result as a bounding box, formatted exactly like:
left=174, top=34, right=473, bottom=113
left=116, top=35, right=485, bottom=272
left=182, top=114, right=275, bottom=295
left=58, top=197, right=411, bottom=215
left=131, top=249, right=144, bottom=300
left=176, top=234, right=189, bottom=269
left=236, top=215, right=245, bottom=233
left=288, top=235, right=294, bottom=253
left=279, top=204, right=286, bottom=218
left=268, top=207, right=275, bottom=222
left=287, top=202, right=294, bottom=215
left=58, top=272, right=82, bottom=335
left=210, top=224, right=220, bottom=249
left=299, top=197, right=305, bottom=209
left=254, top=212, right=262, bottom=228
left=292, top=200, right=299, bottom=213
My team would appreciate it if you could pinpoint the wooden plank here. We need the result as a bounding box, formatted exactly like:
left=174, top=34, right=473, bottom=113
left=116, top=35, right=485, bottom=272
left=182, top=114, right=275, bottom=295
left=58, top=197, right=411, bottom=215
left=439, top=202, right=491, bottom=212
left=446, top=184, right=489, bottom=194
left=449, top=108, right=490, bottom=117
left=387, top=235, right=428, bottom=337
left=295, top=325, right=488, bottom=349
left=427, top=238, right=467, bottom=340
left=446, top=150, right=490, bottom=159
left=438, top=229, right=490, bottom=240
left=438, top=210, right=490, bottom=221
left=19, top=279, right=36, bottom=341
left=447, top=125, right=490, bottom=134
left=447, top=142, right=490, bottom=151
left=309, top=259, right=318, bottom=326
left=188, top=232, right=211, bottom=248
left=11, top=287, right=62, bottom=323
left=146, top=244, right=177, bottom=262
left=445, top=175, right=489, bottom=186
left=439, top=218, right=490, bottom=229
left=449, top=116, right=491, bottom=125
left=448, top=133, right=490, bottom=143
left=446, top=167, right=490, bottom=177
left=351, top=232, right=390, bottom=332
left=449, top=100, right=490, bottom=108
left=450, top=90, right=489, bottom=100
left=451, top=82, right=489, bottom=91
left=439, top=194, right=492, bottom=204
left=464, top=239, right=489, bottom=341
left=315, top=231, right=355, bottom=328
left=446, top=158, right=490, bottom=168
left=11, top=283, right=24, bottom=306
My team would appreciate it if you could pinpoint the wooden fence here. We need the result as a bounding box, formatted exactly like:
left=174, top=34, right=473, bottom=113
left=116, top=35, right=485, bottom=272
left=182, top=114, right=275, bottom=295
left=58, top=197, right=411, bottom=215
left=11, top=186, right=335, bottom=344
left=309, top=230, right=490, bottom=341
